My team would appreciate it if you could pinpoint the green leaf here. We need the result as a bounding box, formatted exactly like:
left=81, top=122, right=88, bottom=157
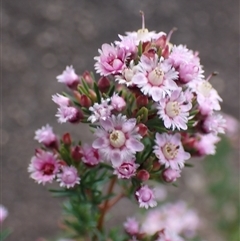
left=93, top=82, right=102, bottom=103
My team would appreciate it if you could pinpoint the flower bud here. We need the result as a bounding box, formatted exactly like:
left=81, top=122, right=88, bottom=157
left=97, top=77, right=110, bottom=93
left=137, top=169, right=150, bottom=181
left=137, top=123, right=148, bottom=137
left=82, top=71, right=94, bottom=86
left=62, top=133, right=71, bottom=145
left=73, top=90, right=82, bottom=103
left=71, top=145, right=83, bottom=162
left=80, top=95, right=92, bottom=108
left=68, top=109, right=84, bottom=123
left=152, top=161, right=161, bottom=171
left=162, top=168, right=181, bottom=183
left=136, top=95, right=148, bottom=108
left=88, top=89, right=97, bottom=102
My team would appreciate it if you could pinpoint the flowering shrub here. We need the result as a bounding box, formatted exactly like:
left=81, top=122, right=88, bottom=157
left=28, top=12, right=226, bottom=241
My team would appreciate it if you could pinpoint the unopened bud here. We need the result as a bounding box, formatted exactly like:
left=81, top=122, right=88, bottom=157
left=80, top=95, right=92, bottom=108
left=62, top=133, right=71, bottom=145
left=137, top=123, right=148, bottom=137
left=68, top=109, right=84, bottom=123
left=136, top=95, right=148, bottom=108
left=137, top=169, right=150, bottom=181
left=71, top=145, right=83, bottom=162
left=152, top=161, right=161, bottom=171
left=98, top=77, right=110, bottom=93
left=89, top=89, right=97, bottom=102
left=82, top=71, right=94, bottom=86
left=73, top=91, right=82, bottom=103
left=162, top=168, right=181, bottom=183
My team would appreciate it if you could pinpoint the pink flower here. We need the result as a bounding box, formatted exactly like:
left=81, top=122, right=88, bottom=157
left=157, top=89, right=192, bottom=130
left=113, top=159, right=139, bottom=179
left=162, top=168, right=181, bottom=183
left=136, top=185, right=157, bottom=209
left=94, top=44, right=127, bottom=76
left=157, top=228, right=184, bottom=241
left=124, top=217, right=139, bottom=235
left=92, top=115, right=144, bottom=167
left=81, top=144, right=101, bottom=166
left=56, top=66, right=79, bottom=89
left=169, top=45, right=204, bottom=84
left=88, top=99, right=113, bottom=123
left=202, top=114, right=226, bottom=134
left=57, top=166, right=80, bottom=188
left=115, top=35, right=137, bottom=55
left=125, top=30, right=166, bottom=45
left=111, top=93, right=126, bottom=111
left=0, top=205, right=8, bottom=223
left=194, top=133, right=220, bottom=156
left=52, top=94, right=70, bottom=107
left=28, top=151, right=60, bottom=184
left=193, top=80, right=222, bottom=115
left=115, top=60, right=138, bottom=87
left=34, top=124, right=57, bottom=146
left=153, top=133, right=190, bottom=170
left=132, top=55, right=178, bottom=102
left=56, top=106, right=81, bottom=123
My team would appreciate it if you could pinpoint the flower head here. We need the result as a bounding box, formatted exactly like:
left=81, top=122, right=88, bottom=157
left=56, top=106, right=81, bottom=123
left=111, top=93, right=126, bottom=112
left=135, top=185, right=157, bottom=209
left=28, top=151, right=60, bottom=184
left=124, top=217, right=139, bottom=235
left=88, top=99, right=113, bottom=123
left=56, top=66, right=79, bottom=88
left=92, top=115, right=144, bottom=166
left=162, top=168, right=181, bottom=183
left=132, top=55, right=178, bottom=101
left=81, top=144, right=101, bottom=166
left=94, top=44, right=127, bottom=76
left=57, top=166, right=80, bottom=188
left=157, top=228, right=184, bottom=241
left=52, top=94, right=70, bottom=107
left=34, top=124, right=57, bottom=146
left=157, top=89, right=192, bottom=130
left=113, top=159, right=139, bottom=179
left=202, top=113, right=226, bottom=134
left=153, top=133, right=190, bottom=170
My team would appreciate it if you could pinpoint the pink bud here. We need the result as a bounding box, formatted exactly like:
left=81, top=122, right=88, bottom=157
left=62, top=133, right=71, bottom=145
left=97, top=77, right=110, bottom=93
left=71, top=146, right=83, bottom=162
left=137, top=169, right=150, bottom=181
left=162, top=168, right=181, bottom=183
left=82, top=71, right=94, bottom=86
left=136, top=95, right=148, bottom=108
left=111, top=94, right=126, bottom=111
left=137, top=123, right=148, bottom=137
left=80, top=95, right=92, bottom=108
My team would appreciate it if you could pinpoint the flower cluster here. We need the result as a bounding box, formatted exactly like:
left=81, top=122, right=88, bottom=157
left=124, top=201, right=200, bottom=241
left=28, top=12, right=225, bottom=241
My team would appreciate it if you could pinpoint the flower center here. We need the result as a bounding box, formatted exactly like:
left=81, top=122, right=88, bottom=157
left=162, top=142, right=179, bottom=160
left=43, top=163, right=55, bottom=175
left=109, top=130, right=126, bottom=148
left=148, top=67, right=164, bottom=86
left=63, top=171, right=76, bottom=183
left=198, top=81, right=212, bottom=97
left=165, top=101, right=181, bottom=118
left=141, top=190, right=152, bottom=202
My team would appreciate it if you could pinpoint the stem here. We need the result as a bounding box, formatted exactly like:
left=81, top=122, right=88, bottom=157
left=106, top=192, right=125, bottom=210
left=97, top=176, right=117, bottom=231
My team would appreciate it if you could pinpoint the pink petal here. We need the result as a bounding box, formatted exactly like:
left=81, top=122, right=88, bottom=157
left=150, top=87, right=163, bottom=101
left=100, top=118, right=113, bottom=131
left=126, top=138, right=144, bottom=152
left=122, top=119, right=136, bottom=133
left=132, top=73, right=147, bottom=85
left=92, top=137, right=106, bottom=149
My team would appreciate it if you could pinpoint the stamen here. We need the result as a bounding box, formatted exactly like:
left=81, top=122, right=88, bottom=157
left=206, top=71, right=218, bottom=82
left=166, top=27, right=177, bottom=43
left=139, top=10, right=145, bottom=29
